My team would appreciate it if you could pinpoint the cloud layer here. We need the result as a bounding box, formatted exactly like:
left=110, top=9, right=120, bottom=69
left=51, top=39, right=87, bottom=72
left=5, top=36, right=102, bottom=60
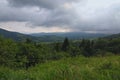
left=0, top=0, right=120, bottom=33
left=8, top=0, right=79, bottom=9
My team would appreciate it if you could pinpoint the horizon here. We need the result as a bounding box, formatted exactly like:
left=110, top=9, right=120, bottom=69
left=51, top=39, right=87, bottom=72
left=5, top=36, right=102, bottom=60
left=0, top=28, right=116, bottom=35
left=0, top=0, right=120, bottom=34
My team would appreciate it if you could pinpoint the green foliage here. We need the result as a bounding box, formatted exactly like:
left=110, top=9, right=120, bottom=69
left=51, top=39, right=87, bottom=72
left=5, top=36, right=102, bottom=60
left=0, top=37, right=18, bottom=68
left=0, top=56, right=119, bottom=80
left=69, top=46, right=82, bottom=57
left=61, top=37, right=70, bottom=51
left=0, top=35, right=120, bottom=79
left=79, top=39, right=95, bottom=57
left=54, top=42, right=62, bottom=52
left=0, top=35, right=120, bottom=69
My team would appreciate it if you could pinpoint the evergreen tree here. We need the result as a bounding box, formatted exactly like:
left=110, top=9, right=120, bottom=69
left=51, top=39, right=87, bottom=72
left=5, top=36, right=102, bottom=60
left=61, top=37, right=69, bottom=51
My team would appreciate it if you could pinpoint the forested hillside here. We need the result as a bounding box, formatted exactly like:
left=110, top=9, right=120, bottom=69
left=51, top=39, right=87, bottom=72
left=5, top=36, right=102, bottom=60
left=0, top=28, right=35, bottom=41
left=0, top=35, right=120, bottom=69
left=0, top=33, right=120, bottom=80
left=104, top=33, right=120, bottom=39
left=0, top=28, right=63, bottom=42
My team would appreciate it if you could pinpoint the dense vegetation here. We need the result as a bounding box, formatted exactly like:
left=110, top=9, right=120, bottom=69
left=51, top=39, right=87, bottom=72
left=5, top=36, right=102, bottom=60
left=0, top=35, right=120, bottom=68
left=0, top=56, right=120, bottom=80
left=0, top=34, right=120, bottom=79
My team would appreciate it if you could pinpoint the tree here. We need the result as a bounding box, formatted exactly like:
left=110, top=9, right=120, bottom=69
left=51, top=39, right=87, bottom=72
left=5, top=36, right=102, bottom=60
left=25, top=38, right=32, bottom=44
left=0, top=37, right=18, bottom=68
left=61, top=37, right=69, bottom=51
left=79, top=40, right=95, bottom=57
left=20, top=43, right=40, bottom=69
left=69, top=46, right=81, bottom=57
left=79, top=39, right=85, bottom=48
left=54, top=42, right=61, bottom=52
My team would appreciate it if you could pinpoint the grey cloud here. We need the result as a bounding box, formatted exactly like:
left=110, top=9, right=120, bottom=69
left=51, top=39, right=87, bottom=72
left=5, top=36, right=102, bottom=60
left=40, top=7, right=78, bottom=27
left=0, top=2, right=48, bottom=24
left=70, top=4, right=120, bottom=33
left=7, top=0, right=79, bottom=9
left=1, top=0, right=79, bottom=27
left=0, top=0, right=120, bottom=33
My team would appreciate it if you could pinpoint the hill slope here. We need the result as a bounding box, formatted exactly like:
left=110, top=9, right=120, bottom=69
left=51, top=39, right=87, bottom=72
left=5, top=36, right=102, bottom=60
left=0, top=28, right=63, bottom=42
left=104, top=33, right=120, bottom=39
left=0, top=28, right=115, bottom=42
left=0, top=28, right=35, bottom=41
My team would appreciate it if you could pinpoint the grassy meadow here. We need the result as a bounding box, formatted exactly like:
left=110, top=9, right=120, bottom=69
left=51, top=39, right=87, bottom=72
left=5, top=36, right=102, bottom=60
left=0, top=55, right=120, bottom=80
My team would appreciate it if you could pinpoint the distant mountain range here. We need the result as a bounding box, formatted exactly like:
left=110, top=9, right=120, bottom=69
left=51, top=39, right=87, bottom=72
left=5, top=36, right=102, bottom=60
left=104, top=33, right=120, bottom=39
left=0, top=28, right=63, bottom=42
left=0, top=28, right=114, bottom=42
left=0, top=28, right=34, bottom=41
left=30, top=32, right=109, bottom=40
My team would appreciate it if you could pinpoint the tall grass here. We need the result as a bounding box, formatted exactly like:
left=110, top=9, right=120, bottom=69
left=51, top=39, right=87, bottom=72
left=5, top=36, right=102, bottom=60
left=0, top=56, right=120, bottom=80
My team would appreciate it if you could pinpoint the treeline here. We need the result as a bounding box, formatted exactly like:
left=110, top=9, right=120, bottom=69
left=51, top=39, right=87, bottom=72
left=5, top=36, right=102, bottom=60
left=0, top=36, right=120, bottom=69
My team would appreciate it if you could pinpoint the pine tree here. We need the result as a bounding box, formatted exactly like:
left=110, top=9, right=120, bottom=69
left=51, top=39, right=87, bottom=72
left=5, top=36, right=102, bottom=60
left=61, top=37, right=69, bottom=51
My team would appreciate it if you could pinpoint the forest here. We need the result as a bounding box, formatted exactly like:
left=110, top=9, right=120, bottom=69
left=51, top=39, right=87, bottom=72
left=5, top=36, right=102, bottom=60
left=0, top=36, right=120, bottom=80
left=0, top=36, right=120, bottom=68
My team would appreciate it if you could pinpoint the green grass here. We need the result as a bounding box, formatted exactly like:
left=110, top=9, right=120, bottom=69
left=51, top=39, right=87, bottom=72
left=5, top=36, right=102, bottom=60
left=0, top=56, right=120, bottom=80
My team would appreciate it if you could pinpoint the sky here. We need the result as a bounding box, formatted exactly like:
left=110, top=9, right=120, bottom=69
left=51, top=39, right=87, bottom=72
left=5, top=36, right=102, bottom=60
left=0, top=0, right=120, bottom=34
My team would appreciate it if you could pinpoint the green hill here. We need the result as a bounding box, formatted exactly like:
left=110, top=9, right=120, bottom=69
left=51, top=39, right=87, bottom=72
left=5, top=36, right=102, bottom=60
left=0, top=28, right=36, bottom=41
left=0, top=28, right=109, bottom=42
left=104, top=33, right=120, bottom=39
left=0, top=28, right=63, bottom=42
left=0, top=56, right=120, bottom=80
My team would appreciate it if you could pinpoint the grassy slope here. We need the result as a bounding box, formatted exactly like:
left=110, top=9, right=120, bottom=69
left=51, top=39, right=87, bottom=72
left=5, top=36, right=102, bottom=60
left=0, top=56, right=120, bottom=80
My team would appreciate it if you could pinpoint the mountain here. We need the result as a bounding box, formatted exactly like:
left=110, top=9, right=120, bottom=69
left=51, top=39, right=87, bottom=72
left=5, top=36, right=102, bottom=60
left=0, top=28, right=36, bottom=41
left=31, top=32, right=109, bottom=40
left=0, top=28, right=63, bottom=42
left=104, top=33, right=120, bottom=39
left=0, top=28, right=112, bottom=42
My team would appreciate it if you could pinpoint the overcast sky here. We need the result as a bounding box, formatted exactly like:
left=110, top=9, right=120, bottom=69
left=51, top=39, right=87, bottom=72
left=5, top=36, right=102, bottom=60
left=0, top=0, right=120, bottom=34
